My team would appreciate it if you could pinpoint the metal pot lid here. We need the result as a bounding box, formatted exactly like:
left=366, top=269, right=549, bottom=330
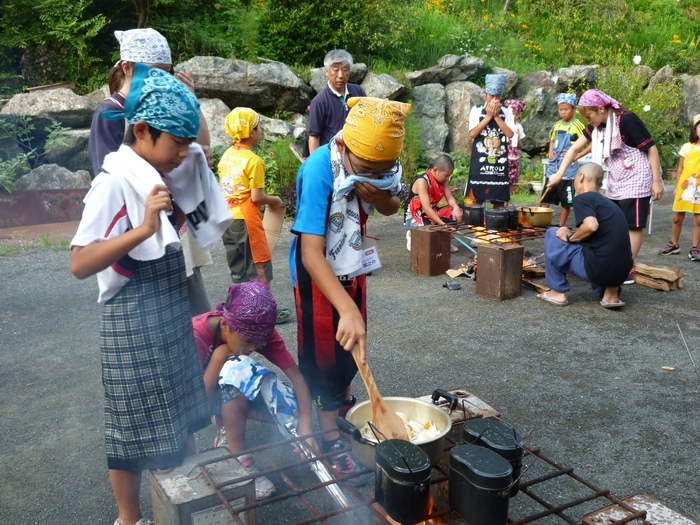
left=376, top=439, right=431, bottom=482
left=450, top=444, right=513, bottom=489
left=463, top=419, right=524, bottom=452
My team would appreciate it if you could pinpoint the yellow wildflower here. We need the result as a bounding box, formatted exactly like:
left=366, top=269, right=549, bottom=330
left=522, top=23, right=527, bottom=28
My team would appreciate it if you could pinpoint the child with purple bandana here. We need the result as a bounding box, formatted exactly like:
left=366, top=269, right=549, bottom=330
left=503, top=99, right=526, bottom=195
left=192, top=280, right=312, bottom=500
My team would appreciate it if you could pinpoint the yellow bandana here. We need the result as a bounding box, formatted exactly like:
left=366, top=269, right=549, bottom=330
left=342, top=97, right=412, bottom=162
left=225, top=107, right=260, bottom=144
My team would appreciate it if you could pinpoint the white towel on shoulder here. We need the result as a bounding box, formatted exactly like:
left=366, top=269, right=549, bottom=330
left=165, top=143, right=232, bottom=250
left=102, top=145, right=180, bottom=261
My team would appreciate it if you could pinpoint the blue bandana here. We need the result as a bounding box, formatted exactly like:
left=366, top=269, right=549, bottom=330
left=556, top=93, right=578, bottom=107
left=103, top=63, right=200, bottom=138
left=484, top=74, right=507, bottom=95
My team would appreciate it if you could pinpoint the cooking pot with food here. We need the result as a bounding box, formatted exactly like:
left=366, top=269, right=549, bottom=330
left=517, top=206, right=553, bottom=227
left=338, top=391, right=456, bottom=469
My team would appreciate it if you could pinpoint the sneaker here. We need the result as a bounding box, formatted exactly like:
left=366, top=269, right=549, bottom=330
left=658, top=241, right=680, bottom=255
left=451, top=244, right=458, bottom=252
left=406, top=230, right=411, bottom=251
left=238, top=455, right=277, bottom=500
left=276, top=308, right=292, bottom=324
left=114, top=520, right=152, bottom=525
left=213, top=424, right=228, bottom=449
left=623, top=270, right=635, bottom=285
left=326, top=439, right=371, bottom=487
left=689, top=246, right=700, bottom=261
left=337, top=395, right=357, bottom=418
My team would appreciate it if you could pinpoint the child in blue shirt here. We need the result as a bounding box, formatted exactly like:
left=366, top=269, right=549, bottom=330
left=544, top=93, right=591, bottom=226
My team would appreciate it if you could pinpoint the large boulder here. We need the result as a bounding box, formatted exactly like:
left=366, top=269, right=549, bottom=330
left=490, top=67, right=519, bottom=99
left=45, top=129, right=92, bottom=176
left=199, top=98, right=231, bottom=154
left=648, top=65, right=674, bottom=91
left=259, top=115, right=295, bottom=142
left=445, top=81, right=484, bottom=153
left=175, top=56, right=312, bottom=113
left=633, top=65, right=654, bottom=87
left=412, top=84, right=448, bottom=155
left=517, top=71, right=559, bottom=152
left=360, top=73, right=406, bottom=100
left=309, top=63, right=368, bottom=93
left=679, top=75, right=700, bottom=126
left=556, top=65, right=598, bottom=91
left=0, top=89, right=97, bottom=130
left=405, top=54, right=483, bottom=87
left=14, top=164, right=91, bottom=191
left=86, top=85, right=110, bottom=103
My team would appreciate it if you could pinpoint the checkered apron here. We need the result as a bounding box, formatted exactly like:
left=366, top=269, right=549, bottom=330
left=605, top=142, right=653, bottom=200
left=100, top=247, right=210, bottom=471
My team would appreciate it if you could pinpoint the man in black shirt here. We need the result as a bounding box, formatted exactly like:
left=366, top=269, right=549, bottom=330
left=539, top=163, right=633, bottom=308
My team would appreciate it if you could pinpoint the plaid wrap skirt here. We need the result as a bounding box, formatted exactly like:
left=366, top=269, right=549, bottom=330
left=101, top=247, right=210, bottom=471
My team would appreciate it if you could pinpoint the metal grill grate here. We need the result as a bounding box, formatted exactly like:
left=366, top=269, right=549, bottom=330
left=189, top=422, right=650, bottom=525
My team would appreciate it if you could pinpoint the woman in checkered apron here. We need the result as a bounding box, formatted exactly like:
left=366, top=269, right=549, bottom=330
left=71, top=64, right=212, bottom=525
left=545, top=89, right=664, bottom=283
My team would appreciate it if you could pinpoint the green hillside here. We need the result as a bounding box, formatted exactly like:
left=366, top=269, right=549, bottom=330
left=1, top=0, right=698, bottom=92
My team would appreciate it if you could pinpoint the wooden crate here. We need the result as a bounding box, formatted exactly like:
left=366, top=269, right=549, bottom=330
left=410, top=226, right=452, bottom=276
left=149, top=447, right=256, bottom=525
left=475, top=243, right=524, bottom=301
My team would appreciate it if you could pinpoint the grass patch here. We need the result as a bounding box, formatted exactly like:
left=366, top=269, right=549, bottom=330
left=0, top=235, right=70, bottom=256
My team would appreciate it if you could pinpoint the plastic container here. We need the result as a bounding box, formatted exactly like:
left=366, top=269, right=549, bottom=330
left=449, top=444, right=512, bottom=525
left=463, top=419, right=524, bottom=497
left=375, top=439, right=432, bottom=525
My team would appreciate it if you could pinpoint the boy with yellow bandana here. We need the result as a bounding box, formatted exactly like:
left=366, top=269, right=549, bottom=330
left=289, top=97, right=410, bottom=484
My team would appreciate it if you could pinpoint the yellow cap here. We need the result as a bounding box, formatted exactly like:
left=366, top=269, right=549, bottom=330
left=225, top=107, right=260, bottom=143
left=342, top=97, right=412, bottom=162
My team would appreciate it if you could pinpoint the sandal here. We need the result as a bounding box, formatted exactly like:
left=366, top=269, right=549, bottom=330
left=689, top=246, right=700, bottom=261
left=658, top=241, right=680, bottom=256
left=537, top=291, right=568, bottom=307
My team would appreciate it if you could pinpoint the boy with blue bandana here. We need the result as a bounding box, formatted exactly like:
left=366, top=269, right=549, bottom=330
left=544, top=93, right=592, bottom=226
left=71, top=63, right=222, bottom=525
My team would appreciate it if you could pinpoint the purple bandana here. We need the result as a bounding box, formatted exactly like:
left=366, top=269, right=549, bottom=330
left=216, top=280, right=277, bottom=341
left=503, top=99, right=525, bottom=114
left=578, top=89, right=620, bottom=109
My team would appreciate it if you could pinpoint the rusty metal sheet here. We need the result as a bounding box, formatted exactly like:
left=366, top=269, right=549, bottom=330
left=583, top=493, right=700, bottom=525
left=0, top=189, right=87, bottom=228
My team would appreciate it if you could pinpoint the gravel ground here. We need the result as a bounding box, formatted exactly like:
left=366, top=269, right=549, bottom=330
left=1, top=196, right=699, bottom=524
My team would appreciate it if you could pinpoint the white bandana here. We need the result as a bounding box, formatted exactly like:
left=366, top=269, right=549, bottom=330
left=115, top=28, right=171, bottom=65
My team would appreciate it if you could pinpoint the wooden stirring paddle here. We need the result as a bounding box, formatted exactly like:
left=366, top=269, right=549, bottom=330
left=537, top=187, right=550, bottom=206
left=350, top=344, right=410, bottom=441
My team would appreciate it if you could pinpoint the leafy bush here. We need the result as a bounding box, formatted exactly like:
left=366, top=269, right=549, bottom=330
left=255, top=139, right=302, bottom=215
left=399, top=105, right=430, bottom=185
left=0, top=116, right=69, bottom=192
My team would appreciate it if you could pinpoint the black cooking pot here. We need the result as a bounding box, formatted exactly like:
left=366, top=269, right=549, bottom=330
left=462, top=205, right=484, bottom=226
left=506, top=208, right=519, bottom=231
left=375, top=439, right=432, bottom=524
left=463, top=419, right=524, bottom=497
left=449, top=444, right=512, bottom=525
left=484, top=208, right=509, bottom=232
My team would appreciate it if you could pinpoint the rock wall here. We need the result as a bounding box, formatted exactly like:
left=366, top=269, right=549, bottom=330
left=2, top=54, right=698, bottom=191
